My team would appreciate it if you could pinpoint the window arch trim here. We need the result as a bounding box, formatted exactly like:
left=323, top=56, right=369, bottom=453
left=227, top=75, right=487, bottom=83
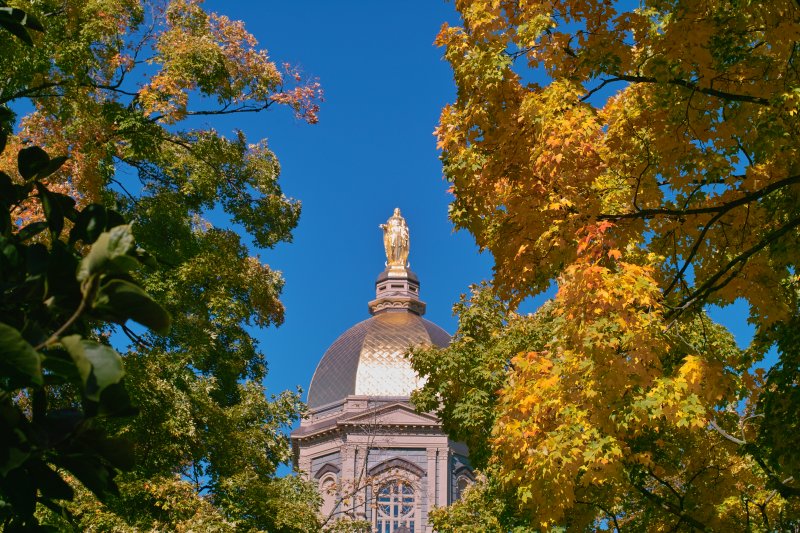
left=368, top=457, right=425, bottom=479
left=314, top=463, right=341, bottom=479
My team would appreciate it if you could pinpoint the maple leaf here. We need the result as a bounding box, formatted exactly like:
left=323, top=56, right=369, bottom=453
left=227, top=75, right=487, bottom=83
left=424, top=0, right=800, bottom=528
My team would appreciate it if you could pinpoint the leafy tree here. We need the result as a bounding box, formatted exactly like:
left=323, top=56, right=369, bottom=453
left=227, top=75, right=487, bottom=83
left=1, top=0, right=322, bottom=529
left=0, top=0, right=43, bottom=45
left=411, top=283, right=554, bottom=469
left=417, top=281, right=800, bottom=530
left=0, top=137, right=169, bottom=530
left=425, top=0, right=800, bottom=529
left=322, top=519, right=372, bottom=533
left=427, top=474, right=531, bottom=533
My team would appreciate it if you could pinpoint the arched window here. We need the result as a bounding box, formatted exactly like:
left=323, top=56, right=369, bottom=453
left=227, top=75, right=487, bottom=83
left=319, top=473, right=338, bottom=518
left=375, top=479, right=415, bottom=533
left=455, top=475, right=471, bottom=501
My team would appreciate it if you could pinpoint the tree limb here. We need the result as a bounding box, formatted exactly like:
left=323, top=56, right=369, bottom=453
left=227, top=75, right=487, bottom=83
left=667, top=214, right=800, bottom=317
left=709, top=419, right=746, bottom=445
left=632, top=483, right=708, bottom=531
left=613, top=75, right=771, bottom=106
left=598, top=174, right=800, bottom=221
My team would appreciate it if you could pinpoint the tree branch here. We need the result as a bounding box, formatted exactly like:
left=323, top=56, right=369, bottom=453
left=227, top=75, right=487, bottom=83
left=598, top=174, right=800, bottom=221
left=613, top=75, right=771, bottom=106
left=667, top=214, right=800, bottom=317
left=580, top=77, right=625, bottom=102
left=184, top=101, right=272, bottom=117
left=751, top=454, right=800, bottom=498
left=709, top=419, right=746, bottom=445
left=576, top=499, right=622, bottom=532
left=0, top=79, right=140, bottom=105
left=34, top=275, right=98, bottom=350
left=632, top=483, right=708, bottom=531
left=662, top=209, right=724, bottom=297
left=0, top=82, right=63, bottom=104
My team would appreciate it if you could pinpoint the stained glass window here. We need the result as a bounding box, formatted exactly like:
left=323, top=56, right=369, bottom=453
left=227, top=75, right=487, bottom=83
left=375, top=480, right=415, bottom=533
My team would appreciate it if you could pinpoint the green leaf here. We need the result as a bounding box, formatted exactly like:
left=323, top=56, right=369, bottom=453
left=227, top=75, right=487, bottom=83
left=25, top=242, right=48, bottom=276
left=2, top=465, right=36, bottom=518
left=1, top=240, right=20, bottom=267
left=0, top=17, right=33, bottom=45
left=0, top=409, right=31, bottom=476
left=58, top=455, right=118, bottom=500
left=93, top=279, right=171, bottom=334
left=69, top=204, right=107, bottom=245
left=0, top=446, right=30, bottom=477
left=0, top=105, right=12, bottom=127
left=28, top=460, right=74, bottom=501
left=77, top=225, right=137, bottom=281
left=40, top=155, right=68, bottom=179
left=0, top=171, right=12, bottom=201
left=86, top=432, right=135, bottom=471
left=16, top=221, right=47, bottom=241
left=0, top=208, right=9, bottom=237
left=0, top=322, right=43, bottom=386
left=41, top=348, right=81, bottom=385
left=95, top=381, right=137, bottom=418
left=0, top=5, right=43, bottom=46
left=106, top=209, right=125, bottom=229
left=0, top=172, right=14, bottom=235
left=134, top=248, right=158, bottom=268
left=0, top=4, right=44, bottom=31
left=37, top=185, right=64, bottom=237
left=17, top=146, right=49, bottom=180
left=60, top=336, right=124, bottom=402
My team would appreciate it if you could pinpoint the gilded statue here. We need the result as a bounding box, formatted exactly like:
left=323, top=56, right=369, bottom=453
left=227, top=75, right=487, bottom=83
left=380, top=208, right=410, bottom=268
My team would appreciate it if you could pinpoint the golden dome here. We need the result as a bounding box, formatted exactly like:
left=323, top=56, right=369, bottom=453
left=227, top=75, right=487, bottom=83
left=306, top=208, right=450, bottom=409
left=307, top=310, right=449, bottom=409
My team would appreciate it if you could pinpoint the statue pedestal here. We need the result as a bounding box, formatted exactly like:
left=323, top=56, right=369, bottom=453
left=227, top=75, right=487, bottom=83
left=386, top=265, right=410, bottom=278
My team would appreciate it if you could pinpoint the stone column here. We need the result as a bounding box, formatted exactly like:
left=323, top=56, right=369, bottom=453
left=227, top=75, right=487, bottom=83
left=298, top=451, right=312, bottom=478
left=436, top=447, right=450, bottom=506
left=340, top=445, right=356, bottom=516
left=425, top=447, right=438, bottom=532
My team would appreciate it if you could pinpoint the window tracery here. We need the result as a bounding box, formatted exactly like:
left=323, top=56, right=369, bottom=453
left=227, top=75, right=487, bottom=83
left=374, top=479, right=415, bottom=533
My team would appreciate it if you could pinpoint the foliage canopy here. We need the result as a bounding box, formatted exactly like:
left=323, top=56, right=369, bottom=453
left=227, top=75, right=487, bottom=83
left=421, top=0, right=800, bottom=530
left=1, top=0, right=323, bottom=530
left=0, top=138, right=170, bottom=530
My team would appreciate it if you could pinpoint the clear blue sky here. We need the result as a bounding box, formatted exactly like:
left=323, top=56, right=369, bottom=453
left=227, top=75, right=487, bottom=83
left=201, top=1, right=496, bottom=403
left=200, top=1, right=757, bottom=414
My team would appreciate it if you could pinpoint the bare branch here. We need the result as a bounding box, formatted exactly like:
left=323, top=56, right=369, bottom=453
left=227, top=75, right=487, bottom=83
left=632, top=483, right=709, bottom=531
left=580, top=78, right=626, bottom=102
left=709, top=419, right=746, bottom=445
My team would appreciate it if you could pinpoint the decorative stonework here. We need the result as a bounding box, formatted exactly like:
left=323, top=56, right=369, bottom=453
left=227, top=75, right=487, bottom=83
left=292, top=397, right=470, bottom=532
left=368, top=297, right=426, bottom=316
left=314, top=463, right=341, bottom=479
